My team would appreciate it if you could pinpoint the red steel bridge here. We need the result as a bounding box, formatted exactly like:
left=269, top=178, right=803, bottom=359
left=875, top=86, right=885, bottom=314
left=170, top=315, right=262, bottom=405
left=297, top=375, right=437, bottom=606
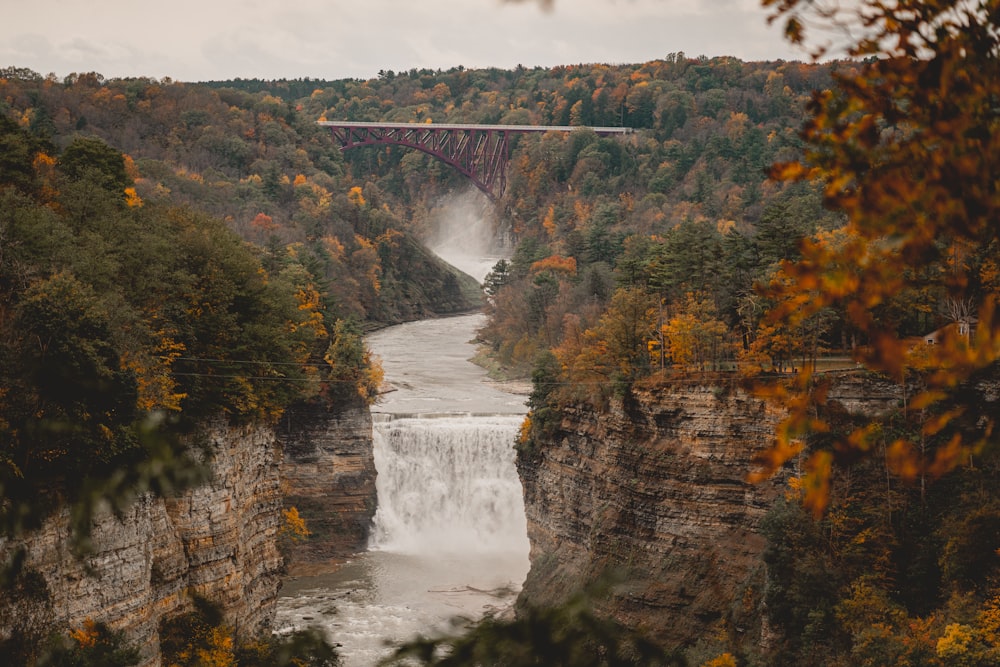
left=319, top=121, right=633, bottom=201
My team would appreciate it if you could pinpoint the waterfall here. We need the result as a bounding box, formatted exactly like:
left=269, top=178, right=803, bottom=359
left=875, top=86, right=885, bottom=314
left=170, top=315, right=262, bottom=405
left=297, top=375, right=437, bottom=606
left=370, top=414, right=529, bottom=558
left=277, top=311, right=530, bottom=667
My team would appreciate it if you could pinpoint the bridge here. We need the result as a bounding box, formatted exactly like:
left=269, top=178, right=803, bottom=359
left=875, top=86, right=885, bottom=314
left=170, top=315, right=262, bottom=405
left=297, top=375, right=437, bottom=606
left=319, top=121, right=633, bottom=201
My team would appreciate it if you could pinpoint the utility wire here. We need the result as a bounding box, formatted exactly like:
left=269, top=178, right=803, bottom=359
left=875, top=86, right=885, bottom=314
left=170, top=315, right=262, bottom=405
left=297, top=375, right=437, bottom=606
left=169, top=355, right=332, bottom=367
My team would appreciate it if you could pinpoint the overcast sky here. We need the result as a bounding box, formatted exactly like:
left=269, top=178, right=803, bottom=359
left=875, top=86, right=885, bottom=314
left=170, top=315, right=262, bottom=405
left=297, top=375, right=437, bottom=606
left=3, top=0, right=805, bottom=83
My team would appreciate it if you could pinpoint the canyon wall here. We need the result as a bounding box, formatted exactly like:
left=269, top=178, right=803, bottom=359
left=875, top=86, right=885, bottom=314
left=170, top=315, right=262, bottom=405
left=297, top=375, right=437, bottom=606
left=0, top=421, right=284, bottom=665
left=516, top=381, right=790, bottom=649
left=276, top=400, right=377, bottom=571
left=0, top=399, right=377, bottom=665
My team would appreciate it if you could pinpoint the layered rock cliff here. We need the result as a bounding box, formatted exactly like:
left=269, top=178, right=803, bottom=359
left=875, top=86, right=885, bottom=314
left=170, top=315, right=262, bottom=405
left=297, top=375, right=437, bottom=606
left=0, top=421, right=285, bottom=666
left=276, top=400, right=377, bottom=571
left=516, top=381, right=788, bottom=649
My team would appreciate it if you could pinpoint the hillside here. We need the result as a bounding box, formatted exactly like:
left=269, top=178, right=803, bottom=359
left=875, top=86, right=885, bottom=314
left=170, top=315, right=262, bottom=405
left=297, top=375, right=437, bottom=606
left=3, top=44, right=999, bottom=666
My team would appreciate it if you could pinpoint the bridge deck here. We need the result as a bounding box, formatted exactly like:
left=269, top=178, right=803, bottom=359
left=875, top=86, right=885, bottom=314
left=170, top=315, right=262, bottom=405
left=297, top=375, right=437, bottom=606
left=320, top=120, right=633, bottom=200
left=318, top=121, right=633, bottom=135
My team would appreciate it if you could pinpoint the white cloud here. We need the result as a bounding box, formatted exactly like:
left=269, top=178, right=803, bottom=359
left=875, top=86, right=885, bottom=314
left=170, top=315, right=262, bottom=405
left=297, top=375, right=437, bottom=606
left=1, top=0, right=804, bottom=81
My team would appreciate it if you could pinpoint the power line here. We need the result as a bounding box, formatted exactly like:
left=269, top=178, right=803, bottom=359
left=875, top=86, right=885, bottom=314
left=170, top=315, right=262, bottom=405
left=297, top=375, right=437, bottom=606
left=169, top=355, right=331, bottom=367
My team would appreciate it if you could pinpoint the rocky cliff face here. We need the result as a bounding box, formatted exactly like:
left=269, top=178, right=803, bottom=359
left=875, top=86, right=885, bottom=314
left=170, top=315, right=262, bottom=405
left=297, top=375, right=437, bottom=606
left=0, top=421, right=284, bottom=666
left=276, top=400, right=376, bottom=571
left=516, top=382, right=788, bottom=649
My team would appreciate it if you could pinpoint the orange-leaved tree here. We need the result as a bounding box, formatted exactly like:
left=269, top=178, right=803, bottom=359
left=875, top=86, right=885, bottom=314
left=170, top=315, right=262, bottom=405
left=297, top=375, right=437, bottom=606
left=755, top=0, right=1000, bottom=513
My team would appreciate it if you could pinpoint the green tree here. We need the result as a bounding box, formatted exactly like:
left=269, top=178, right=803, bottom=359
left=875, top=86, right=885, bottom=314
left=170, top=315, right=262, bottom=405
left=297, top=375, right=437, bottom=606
left=760, top=499, right=842, bottom=664
left=58, top=136, right=132, bottom=196
left=0, top=115, right=49, bottom=195
left=601, top=286, right=658, bottom=381
left=647, top=219, right=724, bottom=303
left=484, top=258, right=512, bottom=298
left=13, top=270, right=139, bottom=466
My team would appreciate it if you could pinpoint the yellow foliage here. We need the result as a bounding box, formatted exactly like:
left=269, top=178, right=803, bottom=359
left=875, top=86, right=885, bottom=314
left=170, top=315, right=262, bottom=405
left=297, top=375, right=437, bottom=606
left=937, top=623, right=974, bottom=661
left=124, top=186, right=143, bottom=208
left=660, top=293, right=729, bottom=371
left=297, top=182, right=332, bottom=218
left=573, top=199, right=592, bottom=227
left=175, top=168, right=203, bottom=184
left=518, top=415, right=533, bottom=445
left=33, top=151, right=59, bottom=202
left=281, top=506, right=311, bottom=541
left=322, top=235, right=346, bottom=261
left=121, top=324, right=187, bottom=412
left=376, top=228, right=404, bottom=249
left=530, top=254, right=577, bottom=276
left=32, top=151, right=56, bottom=170
left=348, top=185, right=366, bottom=207
left=195, top=626, right=235, bottom=667
left=619, top=191, right=634, bottom=212
left=69, top=618, right=99, bottom=649
left=357, top=350, right=384, bottom=404
left=293, top=284, right=328, bottom=340
left=784, top=475, right=803, bottom=501
left=227, top=376, right=263, bottom=418
left=700, top=653, right=737, bottom=667
left=352, top=234, right=382, bottom=293
left=123, top=153, right=140, bottom=180
left=542, top=205, right=557, bottom=238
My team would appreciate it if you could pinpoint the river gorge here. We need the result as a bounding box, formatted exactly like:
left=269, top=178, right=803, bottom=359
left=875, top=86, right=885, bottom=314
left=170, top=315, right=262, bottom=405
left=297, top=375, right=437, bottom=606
left=0, top=299, right=799, bottom=665
left=276, top=313, right=531, bottom=666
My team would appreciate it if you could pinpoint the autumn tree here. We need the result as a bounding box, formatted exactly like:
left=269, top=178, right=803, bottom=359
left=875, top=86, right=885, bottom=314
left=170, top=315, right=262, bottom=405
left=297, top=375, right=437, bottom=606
left=322, top=319, right=383, bottom=405
left=554, top=286, right=658, bottom=400
left=755, top=0, right=1000, bottom=513
left=657, top=292, right=731, bottom=372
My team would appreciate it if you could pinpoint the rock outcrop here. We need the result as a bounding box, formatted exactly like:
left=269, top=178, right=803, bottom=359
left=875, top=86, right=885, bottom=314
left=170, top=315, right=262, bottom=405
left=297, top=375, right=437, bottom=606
left=0, top=421, right=284, bottom=666
left=276, top=400, right=377, bottom=571
left=516, top=381, right=787, bottom=649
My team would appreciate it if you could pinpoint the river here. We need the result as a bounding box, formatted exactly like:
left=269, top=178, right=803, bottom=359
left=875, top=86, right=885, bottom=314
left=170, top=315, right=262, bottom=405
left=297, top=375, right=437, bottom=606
left=275, top=309, right=530, bottom=666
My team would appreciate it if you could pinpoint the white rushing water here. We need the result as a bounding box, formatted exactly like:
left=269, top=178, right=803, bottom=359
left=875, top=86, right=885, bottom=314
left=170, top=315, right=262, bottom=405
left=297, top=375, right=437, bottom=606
left=371, top=414, right=529, bottom=557
left=277, top=196, right=529, bottom=665
left=276, top=309, right=530, bottom=666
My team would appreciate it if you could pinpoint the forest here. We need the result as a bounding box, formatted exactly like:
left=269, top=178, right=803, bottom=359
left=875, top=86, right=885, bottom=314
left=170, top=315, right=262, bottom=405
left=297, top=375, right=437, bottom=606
left=2, top=0, right=1000, bottom=661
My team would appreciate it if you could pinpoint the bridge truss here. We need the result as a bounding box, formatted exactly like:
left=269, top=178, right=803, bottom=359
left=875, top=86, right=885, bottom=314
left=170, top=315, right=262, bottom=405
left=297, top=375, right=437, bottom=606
left=320, top=121, right=632, bottom=201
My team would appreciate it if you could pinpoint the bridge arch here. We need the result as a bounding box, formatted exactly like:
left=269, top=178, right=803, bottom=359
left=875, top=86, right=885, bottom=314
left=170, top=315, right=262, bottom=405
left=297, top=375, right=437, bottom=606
left=320, top=121, right=632, bottom=201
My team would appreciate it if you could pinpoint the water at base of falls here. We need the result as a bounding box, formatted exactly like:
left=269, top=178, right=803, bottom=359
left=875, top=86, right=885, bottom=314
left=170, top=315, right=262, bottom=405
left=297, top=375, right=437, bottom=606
left=276, top=411, right=529, bottom=667
left=277, top=550, right=524, bottom=667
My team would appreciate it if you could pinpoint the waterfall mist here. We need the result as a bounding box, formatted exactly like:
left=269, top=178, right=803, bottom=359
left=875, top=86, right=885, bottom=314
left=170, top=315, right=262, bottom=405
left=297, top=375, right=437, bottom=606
left=425, top=189, right=508, bottom=282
